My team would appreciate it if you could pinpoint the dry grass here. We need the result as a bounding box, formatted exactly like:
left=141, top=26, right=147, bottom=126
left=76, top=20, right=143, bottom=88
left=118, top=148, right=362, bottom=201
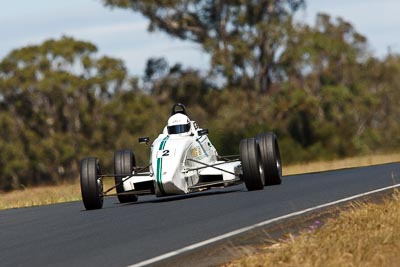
left=0, top=183, right=81, bottom=210
left=0, top=178, right=115, bottom=210
left=225, top=190, right=400, bottom=267
left=283, top=152, right=400, bottom=176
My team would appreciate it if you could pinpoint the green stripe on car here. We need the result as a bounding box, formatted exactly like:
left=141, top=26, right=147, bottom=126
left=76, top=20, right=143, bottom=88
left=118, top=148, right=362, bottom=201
left=156, top=136, right=169, bottom=195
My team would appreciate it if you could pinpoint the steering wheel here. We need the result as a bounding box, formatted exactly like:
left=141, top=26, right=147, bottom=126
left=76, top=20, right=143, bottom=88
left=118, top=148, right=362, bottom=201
left=171, top=103, right=188, bottom=115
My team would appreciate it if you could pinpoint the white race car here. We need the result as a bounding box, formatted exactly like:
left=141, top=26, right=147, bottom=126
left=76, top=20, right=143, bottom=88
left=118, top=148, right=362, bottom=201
left=80, top=103, right=282, bottom=210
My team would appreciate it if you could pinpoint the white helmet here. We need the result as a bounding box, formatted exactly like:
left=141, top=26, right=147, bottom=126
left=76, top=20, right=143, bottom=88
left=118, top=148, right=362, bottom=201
left=167, top=113, right=191, bottom=135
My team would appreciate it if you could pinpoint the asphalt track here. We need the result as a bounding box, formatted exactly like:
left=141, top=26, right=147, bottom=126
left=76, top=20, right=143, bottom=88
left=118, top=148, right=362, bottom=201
left=0, top=163, right=399, bottom=267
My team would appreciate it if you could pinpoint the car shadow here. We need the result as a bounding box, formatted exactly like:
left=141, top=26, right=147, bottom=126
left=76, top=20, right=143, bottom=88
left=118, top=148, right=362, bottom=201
left=118, top=188, right=244, bottom=206
left=81, top=187, right=244, bottom=211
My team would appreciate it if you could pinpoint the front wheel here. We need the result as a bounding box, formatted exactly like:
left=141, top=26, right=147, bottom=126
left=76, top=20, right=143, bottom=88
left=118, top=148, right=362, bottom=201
left=239, top=138, right=264, bottom=191
left=80, top=157, right=103, bottom=210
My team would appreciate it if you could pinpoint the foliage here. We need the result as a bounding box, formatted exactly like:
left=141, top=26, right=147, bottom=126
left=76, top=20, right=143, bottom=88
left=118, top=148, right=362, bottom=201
left=102, top=0, right=305, bottom=92
left=0, top=36, right=150, bottom=190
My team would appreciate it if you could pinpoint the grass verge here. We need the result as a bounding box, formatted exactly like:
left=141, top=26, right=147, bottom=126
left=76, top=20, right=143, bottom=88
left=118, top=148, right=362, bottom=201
left=0, top=183, right=82, bottom=210
left=0, top=178, right=115, bottom=210
left=283, top=152, right=400, bottom=176
left=224, top=189, right=400, bottom=267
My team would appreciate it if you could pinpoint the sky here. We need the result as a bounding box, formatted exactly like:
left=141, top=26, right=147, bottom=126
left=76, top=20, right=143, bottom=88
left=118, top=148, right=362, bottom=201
left=1, top=0, right=400, bottom=76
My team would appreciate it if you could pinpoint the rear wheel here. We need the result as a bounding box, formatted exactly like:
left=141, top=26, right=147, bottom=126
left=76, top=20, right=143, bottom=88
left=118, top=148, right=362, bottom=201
left=256, top=132, right=282, bottom=185
left=239, top=138, right=265, bottom=191
left=114, top=150, right=138, bottom=203
left=80, top=157, right=103, bottom=210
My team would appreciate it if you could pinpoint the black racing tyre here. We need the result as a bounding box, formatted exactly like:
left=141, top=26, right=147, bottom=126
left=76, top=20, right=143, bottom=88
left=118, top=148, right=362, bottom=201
left=80, top=157, right=103, bottom=210
left=114, top=150, right=138, bottom=203
left=256, top=132, right=282, bottom=185
left=239, top=138, right=265, bottom=191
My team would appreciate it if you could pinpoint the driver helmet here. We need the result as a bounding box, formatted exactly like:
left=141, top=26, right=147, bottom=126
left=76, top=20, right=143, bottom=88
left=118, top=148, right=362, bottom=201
left=167, top=113, right=191, bottom=135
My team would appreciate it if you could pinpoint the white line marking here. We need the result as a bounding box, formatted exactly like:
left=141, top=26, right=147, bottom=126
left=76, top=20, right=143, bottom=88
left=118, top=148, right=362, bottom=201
left=128, top=183, right=400, bottom=267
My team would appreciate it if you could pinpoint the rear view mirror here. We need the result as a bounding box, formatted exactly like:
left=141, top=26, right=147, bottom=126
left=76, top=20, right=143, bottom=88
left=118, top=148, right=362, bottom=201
left=138, top=137, right=150, bottom=144
left=197, top=129, right=209, bottom=136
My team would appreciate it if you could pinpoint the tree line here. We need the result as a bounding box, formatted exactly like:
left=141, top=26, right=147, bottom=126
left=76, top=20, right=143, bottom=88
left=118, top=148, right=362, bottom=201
left=0, top=1, right=399, bottom=191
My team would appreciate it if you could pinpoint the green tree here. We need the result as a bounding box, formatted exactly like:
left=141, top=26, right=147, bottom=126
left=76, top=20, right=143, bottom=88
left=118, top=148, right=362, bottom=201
left=102, top=0, right=305, bottom=92
left=273, top=13, right=400, bottom=160
left=0, top=36, right=130, bottom=190
left=144, top=57, right=214, bottom=105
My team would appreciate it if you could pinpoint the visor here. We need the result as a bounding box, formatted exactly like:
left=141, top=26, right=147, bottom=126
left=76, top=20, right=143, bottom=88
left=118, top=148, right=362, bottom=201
left=167, top=123, right=191, bottom=134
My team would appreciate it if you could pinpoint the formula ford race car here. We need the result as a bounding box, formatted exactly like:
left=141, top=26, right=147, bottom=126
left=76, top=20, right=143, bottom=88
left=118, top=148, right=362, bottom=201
left=80, top=103, right=282, bottom=210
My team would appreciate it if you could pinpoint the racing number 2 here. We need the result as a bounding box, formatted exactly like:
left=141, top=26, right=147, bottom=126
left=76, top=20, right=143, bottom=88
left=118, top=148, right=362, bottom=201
left=157, top=149, right=171, bottom=158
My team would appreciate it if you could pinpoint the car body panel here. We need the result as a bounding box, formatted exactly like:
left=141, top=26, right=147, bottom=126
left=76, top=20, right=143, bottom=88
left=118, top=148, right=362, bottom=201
left=121, top=119, right=242, bottom=197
